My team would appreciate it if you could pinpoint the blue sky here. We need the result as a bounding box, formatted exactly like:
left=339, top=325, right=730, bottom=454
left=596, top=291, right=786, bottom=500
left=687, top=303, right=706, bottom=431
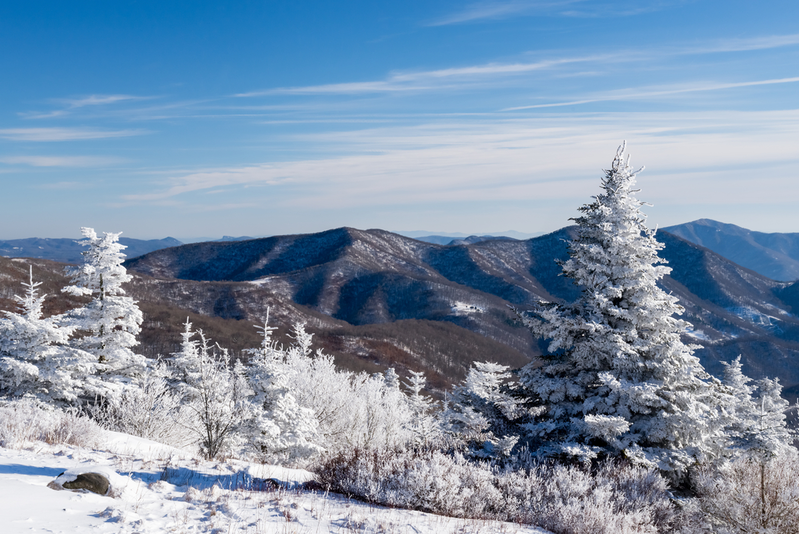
left=1, top=1, right=798, bottom=240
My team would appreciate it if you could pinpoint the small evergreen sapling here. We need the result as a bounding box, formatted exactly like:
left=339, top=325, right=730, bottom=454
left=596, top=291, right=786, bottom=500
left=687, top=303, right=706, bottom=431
left=404, top=370, right=441, bottom=446
left=444, top=361, right=532, bottom=459
left=0, top=266, right=96, bottom=404
left=245, top=311, right=323, bottom=463
left=721, top=356, right=793, bottom=458
left=719, top=354, right=796, bottom=527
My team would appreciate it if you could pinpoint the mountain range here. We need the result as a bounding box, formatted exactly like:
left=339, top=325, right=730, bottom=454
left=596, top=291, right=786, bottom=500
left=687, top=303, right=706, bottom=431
left=6, top=219, right=799, bottom=283
left=122, top=225, right=799, bottom=393
left=4, top=220, right=799, bottom=398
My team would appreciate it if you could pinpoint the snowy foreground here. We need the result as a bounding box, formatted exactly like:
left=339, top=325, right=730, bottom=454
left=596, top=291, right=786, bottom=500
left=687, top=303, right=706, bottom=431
left=0, top=430, right=548, bottom=534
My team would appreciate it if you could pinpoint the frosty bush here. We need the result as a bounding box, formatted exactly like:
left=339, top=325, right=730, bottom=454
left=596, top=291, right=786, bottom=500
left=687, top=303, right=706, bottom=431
left=278, top=325, right=413, bottom=453
left=692, top=450, right=799, bottom=533
left=0, top=399, right=102, bottom=449
left=501, top=461, right=678, bottom=534
left=90, top=360, right=193, bottom=448
left=317, top=447, right=679, bottom=533
left=317, top=447, right=502, bottom=518
left=244, top=319, right=429, bottom=461
left=172, top=320, right=252, bottom=460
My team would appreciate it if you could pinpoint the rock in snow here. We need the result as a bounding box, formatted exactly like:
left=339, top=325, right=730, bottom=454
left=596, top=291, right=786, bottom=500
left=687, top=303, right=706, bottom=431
left=50, top=472, right=110, bottom=495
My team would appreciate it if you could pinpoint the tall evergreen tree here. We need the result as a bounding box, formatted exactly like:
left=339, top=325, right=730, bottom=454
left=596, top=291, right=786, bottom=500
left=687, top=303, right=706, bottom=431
left=516, top=143, right=726, bottom=474
left=62, top=227, right=145, bottom=383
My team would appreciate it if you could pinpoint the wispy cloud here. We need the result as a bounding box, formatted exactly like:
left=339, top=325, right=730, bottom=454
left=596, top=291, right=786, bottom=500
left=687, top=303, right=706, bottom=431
left=61, top=94, right=146, bottom=108
left=690, top=33, right=799, bottom=54
left=122, top=110, right=799, bottom=213
left=0, top=127, right=147, bottom=141
left=125, top=165, right=289, bottom=200
left=0, top=155, right=124, bottom=167
left=21, top=94, right=154, bottom=119
left=426, top=0, right=687, bottom=25
left=237, top=31, right=799, bottom=100
left=427, top=1, right=581, bottom=26
left=502, top=76, right=799, bottom=110
left=237, top=56, right=603, bottom=97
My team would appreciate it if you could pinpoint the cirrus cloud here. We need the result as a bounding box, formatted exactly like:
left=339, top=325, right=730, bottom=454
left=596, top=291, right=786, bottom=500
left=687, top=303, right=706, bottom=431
left=0, top=127, right=147, bottom=141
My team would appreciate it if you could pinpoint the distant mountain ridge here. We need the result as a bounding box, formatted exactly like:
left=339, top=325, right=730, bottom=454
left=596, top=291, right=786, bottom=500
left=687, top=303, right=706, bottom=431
left=125, top=226, right=799, bottom=390
left=415, top=235, right=520, bottom=246
left=0, top=236, right=182, bottom=263
left=663, top=219, right=799, bottom=281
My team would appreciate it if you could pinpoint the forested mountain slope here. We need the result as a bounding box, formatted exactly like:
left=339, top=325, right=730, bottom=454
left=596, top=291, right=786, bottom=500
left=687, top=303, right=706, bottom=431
left=0, top=256, right=528, bottom=395
left=124, top=227, right=799, bottom=389
left=664, top=218, right=799, bottom=282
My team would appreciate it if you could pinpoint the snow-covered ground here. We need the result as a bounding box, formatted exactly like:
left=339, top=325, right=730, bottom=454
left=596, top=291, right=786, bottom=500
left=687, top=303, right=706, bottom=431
left=450, top=302, right=484, bottom=316
left=0, top=431, right=548, bottom=533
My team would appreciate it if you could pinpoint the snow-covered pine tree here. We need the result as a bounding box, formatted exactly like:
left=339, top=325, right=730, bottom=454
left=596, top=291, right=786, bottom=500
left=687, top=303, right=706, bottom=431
left=750, top=377, right=794, bottom=458
left=516, top=143, right=726, bottom=474
left=403, top=370, right=441, bottom=446
left=722, top=357, right=794, bottom=458
left=62, top=228, right=145, bottom=384
left=245, top=311, right=323, bottom=463
left=721, top=356, right=758, bottom=454
left=715, top=356, right=796, bottom=529
left=444, top=361, right=532, bottom=459
left=289, top=322, right=314, bottom=357
left=0, top=266, right=96, bottom=404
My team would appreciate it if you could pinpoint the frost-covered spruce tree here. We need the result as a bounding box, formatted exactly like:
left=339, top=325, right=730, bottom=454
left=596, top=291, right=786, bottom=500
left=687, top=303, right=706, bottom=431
left=404, top=370, right=441, bottom=446
left=516, top=143, right=726, bottom=474
left=0, top=266, right=96, bottom=404
left=722, top=357, right=793, bottom=458
left=245, top=312, right=323, bottom=463
left=444, top=362, right=533, bottom=459
left=62, top=228, right=145, bottom=384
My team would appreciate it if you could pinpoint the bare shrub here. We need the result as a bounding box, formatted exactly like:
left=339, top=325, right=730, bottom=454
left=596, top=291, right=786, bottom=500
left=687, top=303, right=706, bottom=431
left=693, top=450, right=799, bottom=533
left=316, top=447, right=678, bottom=533
left=0, top=399, right=102, bottom=448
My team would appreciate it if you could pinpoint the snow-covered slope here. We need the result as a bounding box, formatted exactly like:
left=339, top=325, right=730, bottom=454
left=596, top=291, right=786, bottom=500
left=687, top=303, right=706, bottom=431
left=0, top=431, right=547, bottom=533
